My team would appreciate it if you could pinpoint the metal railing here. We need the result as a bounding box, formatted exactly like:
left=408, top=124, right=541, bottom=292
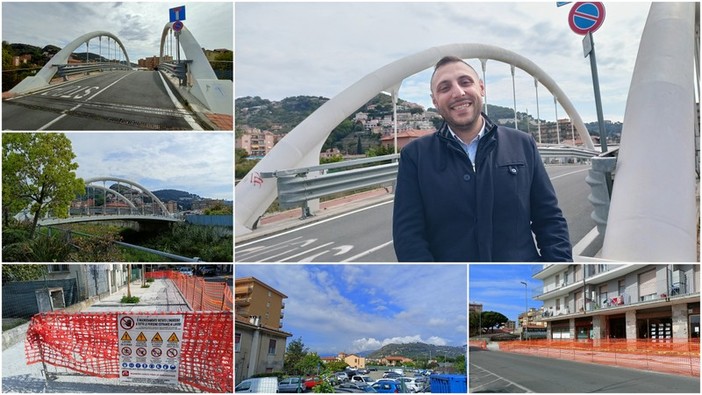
left=55, top=63, right=131, bottom=79
left=262, top=148, right=596, bottom=219
left=261, top=154, right=399, bottom=218
left=158, top=60, right=191, bottom=86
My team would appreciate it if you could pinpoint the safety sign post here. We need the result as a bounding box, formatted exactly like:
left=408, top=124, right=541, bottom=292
left=118, top=314, right=183, bottom=386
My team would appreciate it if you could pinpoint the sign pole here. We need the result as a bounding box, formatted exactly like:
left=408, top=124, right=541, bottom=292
left=585, top=31, right=608, bottom=153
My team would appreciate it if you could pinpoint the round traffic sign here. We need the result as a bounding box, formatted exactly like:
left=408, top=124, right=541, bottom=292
left=568, top=2, right=606, bottom=35
left=120, top=316, right=134, bottom=330
left=173, top=21, right=184, bottom=32
left=121, top=347, right=132, bottom=356
left=151, top=348, right=162, bottom=357
left=167, top=348, right=179, bottom=358
left=136, top=347, right=147, bottom=357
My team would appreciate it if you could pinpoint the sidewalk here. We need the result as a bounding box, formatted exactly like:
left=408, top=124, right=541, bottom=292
left=1, top=279, right=200, bottom=393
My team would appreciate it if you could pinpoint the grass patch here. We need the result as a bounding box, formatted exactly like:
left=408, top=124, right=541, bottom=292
left=140, top=284, right=150, bottom=288
left=120, top=295, right=140, bottom=304
left=2, top=318, right=29, bottom=332
left=146, top=278, right=155, bottom=283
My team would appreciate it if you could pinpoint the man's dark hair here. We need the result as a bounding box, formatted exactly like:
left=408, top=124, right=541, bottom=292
left=430, top=56, right=480, bottom=91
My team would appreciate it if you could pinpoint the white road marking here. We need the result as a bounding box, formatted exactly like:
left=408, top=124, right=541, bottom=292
left=278, top=242, right=334, bottom=262
left=469, top=363, right=534, bottom=393
left=157, top=72, right=202, bottom=130
left=549, top=167, right=590, bottom=180
left=37, top=104, right=82, bottom=131
left=342, top=241, right=394, bottom=262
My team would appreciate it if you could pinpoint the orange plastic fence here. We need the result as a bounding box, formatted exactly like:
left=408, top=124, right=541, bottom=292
left=25, top=311, right=233, bottom=392
left=498, top=339, right=700, bottom=377
left=146, top=270, right=233, bottom=311
left=468, top=340, right=488, bottom=350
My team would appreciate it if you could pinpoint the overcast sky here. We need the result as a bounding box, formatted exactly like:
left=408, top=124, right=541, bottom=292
left=236, top=2, right=653, bottom=123
left=66, top=133, right=233, bottom=200
left=236, top=264, right=467, bottom=355
left=2, top=2, right=232, bottom=62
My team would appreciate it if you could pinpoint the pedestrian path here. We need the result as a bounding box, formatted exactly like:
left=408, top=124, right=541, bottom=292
left=2, top=279, right=199, bottom=393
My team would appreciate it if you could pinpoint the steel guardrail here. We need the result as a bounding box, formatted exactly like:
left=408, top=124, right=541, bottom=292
left=55, top=63, right=131, bottom=78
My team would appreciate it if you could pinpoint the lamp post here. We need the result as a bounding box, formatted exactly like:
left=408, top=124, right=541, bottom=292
left=520, top=281, right=528, bottom=341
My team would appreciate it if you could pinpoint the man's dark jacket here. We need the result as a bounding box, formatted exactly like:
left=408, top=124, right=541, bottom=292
left=392, top=115, right=572, bottom=262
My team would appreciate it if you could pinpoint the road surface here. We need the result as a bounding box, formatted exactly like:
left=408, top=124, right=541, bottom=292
left=3, top=71, right=202, bottom=130
left=236, top=164, right=594, bottom=262
left=469, top=347, right=700, bottom=393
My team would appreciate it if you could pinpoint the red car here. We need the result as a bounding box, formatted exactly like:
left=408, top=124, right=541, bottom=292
left=304, top=376, right=323, bottom=390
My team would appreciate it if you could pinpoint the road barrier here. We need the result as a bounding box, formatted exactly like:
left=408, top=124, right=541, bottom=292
left=146, top=270, right=233, bottom=311
left=468, top=340, right=487, bottom=350
left=25, top=311, right=233, bottom=392
left=498, top=339, right=700, bottom=377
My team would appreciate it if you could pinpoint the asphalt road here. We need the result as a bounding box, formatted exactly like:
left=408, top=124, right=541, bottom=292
left=469, top=348, right=700, bottom=393
left=2, top=71, right=202, bottom=130
left=236, top=164, right=593, bottom=262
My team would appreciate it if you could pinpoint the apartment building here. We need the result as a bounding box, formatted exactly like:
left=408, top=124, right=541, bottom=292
left=235, top=277, right=292, bottom=384
left=533, top=264, right=700, bottom=340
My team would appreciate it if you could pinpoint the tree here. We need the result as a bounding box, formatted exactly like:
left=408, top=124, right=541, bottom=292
left=2, top=133, right=84, bottom=238
left=284, top=337, right=309, bottom=375
left=2, top=264, right=46, bottom=284
left=453, top=354, right=466, bottom=374
left=324, top=360, right=348, bottom=373
left=296, top=352, right=322, bottom=375
left=480, top=311, right=509, bottom=333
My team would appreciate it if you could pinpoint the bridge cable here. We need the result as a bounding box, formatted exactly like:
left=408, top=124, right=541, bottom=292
left=534, top=78, right=542, bottom=144
left=511, top=65, right=518, bottom=131
left=553, top=96, right=561, bottom=144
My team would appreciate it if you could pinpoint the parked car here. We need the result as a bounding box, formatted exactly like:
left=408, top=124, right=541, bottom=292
left=372, top=379, right=408, bottom=393
left=304, top=376, right=322, bottom=390
left=235, top=377, right=278, bottom=393
left=336, top=382, right=378, bottom=393
left=196, top=265, right=218, bottom=276
left=335, top=372, right=350, bottom=382
left=351, top=375, right=376, bottom=385
left=397, top=377, right=421, bottom=393
left=177, top=267, right=193, bottom=276
left=382, top=371, right=402, bottom=379
left=357, top=369, right=370, bottom=375
left=278, top=377, right=305, bottom=393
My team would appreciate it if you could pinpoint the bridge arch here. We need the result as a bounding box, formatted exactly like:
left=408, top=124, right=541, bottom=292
left=10, top=31, right=131, bottom=95
left=236, top=43, right=593, bottom=233
left=158, top=22, right=232, bottom=114
left=83, top=177, right=170, bottom=216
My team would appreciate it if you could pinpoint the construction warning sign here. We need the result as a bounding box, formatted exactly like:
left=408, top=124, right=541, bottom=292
left=117, top=314, right=184, bottom=386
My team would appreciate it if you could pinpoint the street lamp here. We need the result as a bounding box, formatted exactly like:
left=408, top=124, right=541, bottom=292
left=520, top=281, right=528, bottom=341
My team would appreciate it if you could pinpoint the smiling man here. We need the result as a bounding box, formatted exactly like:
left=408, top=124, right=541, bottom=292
left=392, top=55, right=572, bottom=262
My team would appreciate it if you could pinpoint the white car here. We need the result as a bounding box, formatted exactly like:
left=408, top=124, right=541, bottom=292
left=398, top=377, right=421, bottom=393
left=178, top=267, right=193, bottom=276
left=351, top=375, right=376, bottom=385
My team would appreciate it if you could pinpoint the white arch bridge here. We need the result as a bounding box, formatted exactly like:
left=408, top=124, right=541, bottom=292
left=7, top=24, right=231, bottom=120
left=38, top=177, right=181, bottom=227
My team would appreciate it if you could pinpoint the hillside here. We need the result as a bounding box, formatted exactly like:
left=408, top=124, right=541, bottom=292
left=365, top=342, right=465, bottom=360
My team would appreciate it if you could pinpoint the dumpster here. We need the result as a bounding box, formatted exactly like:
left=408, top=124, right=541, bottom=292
left=429, top=374, right=467, bottom=393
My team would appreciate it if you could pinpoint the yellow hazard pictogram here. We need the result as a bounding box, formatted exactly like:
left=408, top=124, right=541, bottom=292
left=136, top=332, right=147, bottom=342
left=152, top=332, right=163, bottom=342
left=121, top=332, right=132, bottom=341
left=167, top=332, right=179, bottom=342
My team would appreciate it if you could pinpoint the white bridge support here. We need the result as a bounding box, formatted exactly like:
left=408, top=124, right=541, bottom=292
left=236, top=43, right=592, bottom=233
left=159, top=22, right=232, bottom=115
left=10, top=31, right=130, bottom=95
left=602, top=3, right=698, bottom=261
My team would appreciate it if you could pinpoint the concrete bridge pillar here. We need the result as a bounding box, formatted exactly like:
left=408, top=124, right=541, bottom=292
left=672, top=303, right=689, bottom=339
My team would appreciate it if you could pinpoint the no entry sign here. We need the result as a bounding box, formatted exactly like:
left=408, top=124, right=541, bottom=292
left=568, top=2, right=606, bottom=35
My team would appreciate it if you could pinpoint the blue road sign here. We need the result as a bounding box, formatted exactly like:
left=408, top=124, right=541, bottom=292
left=173, top=20, right=184, bottom=32
left=568, top=2, right=605, bottom=35
left=169, top=6, right=186, bottom=22
left=557, top=2, right=571, bottom=7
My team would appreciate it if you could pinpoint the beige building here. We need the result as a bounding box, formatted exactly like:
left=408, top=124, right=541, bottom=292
left=338, top=353, right=366, bottom=369
left=235, top=277, right=292, bottom=384
left=381, top=356, right=413, bottom=366
left=236, top=130, right=278, bottom=158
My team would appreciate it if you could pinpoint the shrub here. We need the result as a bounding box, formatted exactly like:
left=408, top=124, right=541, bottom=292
left=120, top=295, right=140, bottom=304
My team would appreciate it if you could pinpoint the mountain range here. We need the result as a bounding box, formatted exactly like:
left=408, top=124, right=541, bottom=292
left=357, top=342, right=465, bottom=360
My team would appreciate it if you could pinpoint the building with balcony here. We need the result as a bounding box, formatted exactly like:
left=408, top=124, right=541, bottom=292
left=532, top=264, right=700, bottom=340
left=235, top=277, right=292, bottom=384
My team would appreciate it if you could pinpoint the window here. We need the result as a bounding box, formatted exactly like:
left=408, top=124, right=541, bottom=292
left=48, top=265, right=69, bottom=273
left=639, top=269, right=657, bottom=301
left=599, top=284, right=608, bottom=305
left=618, top=279, right=625, bottom=296
left=235, top=333, right=241, bottom=352
left=555, top=274, right=560, bottom=287
left=690, top=315, right=700, bottom=339
left=556, top=298, right=560, bottom=310
left=268, top=339, right=277, bottom=355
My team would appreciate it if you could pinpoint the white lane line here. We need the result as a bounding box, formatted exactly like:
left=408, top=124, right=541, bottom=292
left=237, top=200, right=394, bottom=247
left=342, top=240, right=394, bottom=262
left=550, top=167, right=590, bottom=181
left=36, top=72, right=133, bottom=130
left=157, top=72, right=203, bottom=130
left=278, top=242, right=334, bottom=262
left=469, top=363, right=534, bottom=393
left=85, top=72, right=133, bottom=102
left=38, top=104, right=82, bottom=131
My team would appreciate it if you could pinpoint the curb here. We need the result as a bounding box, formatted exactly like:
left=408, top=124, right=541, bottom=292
left=158, top=70, right=218, bottom=130
left=2, top=321, right=31, bottom=351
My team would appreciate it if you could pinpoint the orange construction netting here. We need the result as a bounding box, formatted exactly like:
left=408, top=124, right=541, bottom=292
left=25, top=311, right=233, bottom=392
left=498, top=338, right=700, bottom=377
left=146, top=270, right=233, bottom=311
